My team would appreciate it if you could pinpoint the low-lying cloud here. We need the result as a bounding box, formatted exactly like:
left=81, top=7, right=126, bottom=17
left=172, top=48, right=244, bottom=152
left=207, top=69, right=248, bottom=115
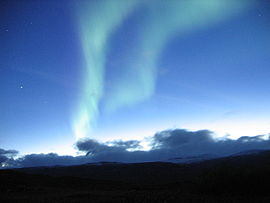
left=0, top=148, right=18, bottom=166
left=1, top=128, right=270, bottom=168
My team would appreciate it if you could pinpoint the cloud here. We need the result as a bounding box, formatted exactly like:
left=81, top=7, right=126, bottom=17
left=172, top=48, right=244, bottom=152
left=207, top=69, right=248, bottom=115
left=151, top=129, right=213, bottom=150
left=107, top=140, right=142, bottom=150
left=76, top=139, right=142, bottom=156
left=14, top=153, right=89, bottom=168
left=150, top=129, right=270, bottom=157
left=1, top=128, right=270, bottom=168
left=76, top=139, right=113, bottom=155
left=76, top=139, right=147, bottom=162
left=76, top=129, right=270, bottom=163
left=0, top=148, right=18, bottom=166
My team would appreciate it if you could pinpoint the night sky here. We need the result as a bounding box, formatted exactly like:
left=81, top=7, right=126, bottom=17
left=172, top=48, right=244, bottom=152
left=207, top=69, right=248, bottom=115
left=1, top=0, right=270, bottom=163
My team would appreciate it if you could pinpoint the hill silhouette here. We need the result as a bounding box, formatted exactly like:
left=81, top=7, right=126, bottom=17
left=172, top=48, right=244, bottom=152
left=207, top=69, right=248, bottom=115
left=1, top=150, right=270, bottom=202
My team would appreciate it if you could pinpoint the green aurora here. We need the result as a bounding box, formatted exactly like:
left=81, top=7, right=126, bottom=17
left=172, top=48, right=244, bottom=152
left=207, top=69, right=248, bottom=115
left=73, top=0, right=253, bottom=139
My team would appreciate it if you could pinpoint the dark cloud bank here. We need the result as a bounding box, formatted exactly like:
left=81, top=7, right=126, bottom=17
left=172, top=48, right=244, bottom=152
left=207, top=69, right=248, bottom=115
left=0, top=148, right=18, bottom=165
left=1, top=129, right=270, bottom=168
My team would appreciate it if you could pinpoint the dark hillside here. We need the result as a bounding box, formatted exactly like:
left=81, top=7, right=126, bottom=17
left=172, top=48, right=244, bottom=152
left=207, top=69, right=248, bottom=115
left=2, top=150, right=270, bottom=202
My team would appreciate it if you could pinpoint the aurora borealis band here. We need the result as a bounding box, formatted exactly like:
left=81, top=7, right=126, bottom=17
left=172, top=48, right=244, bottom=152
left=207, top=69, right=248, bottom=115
left=73, top=0, right=253, bottom=139
left=2, top=0, right=270, bottom=156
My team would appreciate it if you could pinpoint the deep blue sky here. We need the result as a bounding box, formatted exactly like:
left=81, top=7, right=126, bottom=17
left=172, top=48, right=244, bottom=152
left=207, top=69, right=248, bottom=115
left=1, top=0, right=270, bottom=155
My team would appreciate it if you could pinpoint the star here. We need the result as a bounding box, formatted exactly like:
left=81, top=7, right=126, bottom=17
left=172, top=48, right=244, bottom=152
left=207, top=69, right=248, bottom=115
left=20, top=85, right=24, bottom=89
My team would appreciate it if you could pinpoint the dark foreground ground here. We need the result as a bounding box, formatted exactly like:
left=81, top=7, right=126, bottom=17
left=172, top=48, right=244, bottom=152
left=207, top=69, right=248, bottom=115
left=2, top=150, right=270, bottom=202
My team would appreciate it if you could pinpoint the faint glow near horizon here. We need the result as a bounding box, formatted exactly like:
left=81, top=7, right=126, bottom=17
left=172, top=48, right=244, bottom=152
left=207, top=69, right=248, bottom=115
left=23, top=121, right=269, bottom=156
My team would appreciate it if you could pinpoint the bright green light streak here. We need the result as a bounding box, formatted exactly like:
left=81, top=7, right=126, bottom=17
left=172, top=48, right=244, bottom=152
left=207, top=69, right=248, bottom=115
left=73, top=0, right=137, bottom=139
left=73, top=0, right=253, bottom=140
left=104, top=0, right=253, bottom=112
